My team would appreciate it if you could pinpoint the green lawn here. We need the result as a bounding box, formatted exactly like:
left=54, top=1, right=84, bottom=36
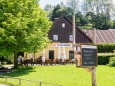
left=0, top=65, right=115, bottom=86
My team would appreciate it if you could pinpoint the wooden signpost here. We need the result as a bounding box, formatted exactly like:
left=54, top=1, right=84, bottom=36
left=81, top=44, right=97, bottom=86
left=76, top=44, right=97, bottom=86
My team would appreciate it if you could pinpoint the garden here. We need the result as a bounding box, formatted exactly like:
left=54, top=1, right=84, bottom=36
left=0, top=65, right=115, bottom=86
left=0, top=43, right=115, bottom=86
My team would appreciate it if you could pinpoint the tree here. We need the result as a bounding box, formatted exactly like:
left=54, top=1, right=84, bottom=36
left=51, top=5, right=61, bottom=20
left=66, top=0, right=79, bottom=14
left=76, top=12, right=89, bottom=26
left=44, top=4, right=54, bottom=18
left=112, top=20, right=115, bottom=29
left=0, top=0, right=52, bottom=68
left=51, top=3, right=70, bottom=20
left=82, top=0, right=114, bottom=29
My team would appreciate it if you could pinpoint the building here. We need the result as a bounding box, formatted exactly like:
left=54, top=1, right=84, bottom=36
left=34, top=16, right=92, bottom=61
left=82, top=29, right=115, bottom=44
left=26, top=16, right=115, bottom=62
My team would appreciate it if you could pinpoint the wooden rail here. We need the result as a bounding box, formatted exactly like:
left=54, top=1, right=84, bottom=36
left=0, top=75, right=62, bottom=86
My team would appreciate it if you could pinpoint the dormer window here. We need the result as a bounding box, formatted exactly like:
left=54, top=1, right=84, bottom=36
left=62, top=23, right=65, bottom=28
left=53, top=35, right=58, bottom=41
left=69, top=35, right=73, bottom=41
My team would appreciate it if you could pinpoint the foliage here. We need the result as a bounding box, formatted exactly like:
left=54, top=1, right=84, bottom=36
left=46, top=0, right=115, bottom=29
left=0, top=55, right=13, bottom=64
left=44, top=4, right=54, bottom=18
left=66, top=0, right=79, bottom=14
left=76, top=12, right=89, bottom=26
left=51, top=4, right=69, bottom=21
left=86, top=12, right=112, bottom=29
left=50, top=0, right=80, bottom=21
left=98, top=55, right=113, bottom=65
left=81, top=0, right=114, bottom=29
left=112, top=20, right=115, bottom=28
left=97, top=44, right=115, bottom=53
left=79, top=24, right=92, bottom=29
left=108, top=57, right=115, bottom=67
left=0, top=0, right=52, bottom=68
left=1, top=65, right=115, bottom=86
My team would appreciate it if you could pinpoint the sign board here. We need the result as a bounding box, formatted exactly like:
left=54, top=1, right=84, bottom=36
left=81, top=45, right=97, bottom=67
left=53, top=43, right=72, bottom=47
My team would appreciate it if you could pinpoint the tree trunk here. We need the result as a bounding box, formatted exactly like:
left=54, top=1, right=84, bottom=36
left=14, top=52, right=18, bottom=69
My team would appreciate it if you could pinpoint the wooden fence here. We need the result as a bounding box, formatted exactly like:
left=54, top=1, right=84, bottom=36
left=0, top=75, right=62, bottom=86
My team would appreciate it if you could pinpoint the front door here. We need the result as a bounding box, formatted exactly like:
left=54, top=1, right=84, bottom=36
left=69, top=51, right=74, bottom=59
left=49, top=50, right=54, bottom=60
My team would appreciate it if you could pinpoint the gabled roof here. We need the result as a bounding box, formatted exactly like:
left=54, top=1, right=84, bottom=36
left=62, top=16, right=92, bottom=43
left=82, top=29, right=115, bottom=44
left=49, top=16, right=92, bottom=43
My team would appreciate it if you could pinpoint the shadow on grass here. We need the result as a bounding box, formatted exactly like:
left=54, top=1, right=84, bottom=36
left=2, top=66, right=36, bottom=77
left=0, top=81, right=18, bottom=86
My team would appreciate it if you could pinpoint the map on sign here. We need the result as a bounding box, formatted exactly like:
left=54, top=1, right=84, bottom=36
left=81, top=45, right=98, bottom=67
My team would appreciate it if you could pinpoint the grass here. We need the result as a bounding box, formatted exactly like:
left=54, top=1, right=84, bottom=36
left=0, top=65, right=115, bottom=86
left=98, top=53, right=114, bottom=56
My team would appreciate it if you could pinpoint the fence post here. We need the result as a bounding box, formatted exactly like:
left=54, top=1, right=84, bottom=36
left=39, top=82, right=42, bottom=86
left=19, top=78, right=21, bottom=85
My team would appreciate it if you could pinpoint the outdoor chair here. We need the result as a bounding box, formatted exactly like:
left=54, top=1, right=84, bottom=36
left=44, top=59, right=51, bottom=65
left=65, top=59, right=70, bottom=64
left=69, top=59, right=75, bottom=65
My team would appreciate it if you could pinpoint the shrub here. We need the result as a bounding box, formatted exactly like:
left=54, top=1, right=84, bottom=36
left=0, top=56, right=13, bottom=64
left=97, top=44, right=115, bottom=53
left=108, top=57, right=115, bottom=67
left=98, top=55, right=113, bottom=65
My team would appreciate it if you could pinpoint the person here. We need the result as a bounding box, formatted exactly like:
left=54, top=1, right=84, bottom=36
left=30, top=55, right=34, bottom=61
left=23, top=54, right=28, bottom=65
left=38, top=56, right=42, bottom=65
left=18, top=55, right=22, bottom=65
left=24, top=54, right=28, bottom=60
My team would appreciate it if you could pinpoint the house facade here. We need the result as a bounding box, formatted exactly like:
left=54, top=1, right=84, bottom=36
left=32, top=16, right=92, bottom=61
left=21, top=16, right=115, bottom=64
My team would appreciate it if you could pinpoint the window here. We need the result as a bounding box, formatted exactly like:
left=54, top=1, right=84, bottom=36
left=62, top=23, right=65, bottom=28
left=69, top=35, right=73, bottom=41
left=53, top=35, right=58, bottom=41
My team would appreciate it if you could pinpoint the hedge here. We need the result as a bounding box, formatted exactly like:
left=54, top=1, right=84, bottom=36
left=108, top=57, right=115, bottom=67
left=97, top=44, right=115, bottom=53
left=98, top=55, right=113, bottom=65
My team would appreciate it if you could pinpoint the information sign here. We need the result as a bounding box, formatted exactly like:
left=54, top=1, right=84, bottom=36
left=81, top=45, right=97, bottom=67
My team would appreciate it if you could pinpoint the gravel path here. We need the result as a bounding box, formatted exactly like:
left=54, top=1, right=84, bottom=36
left=0, top=84, right=7, bottom=86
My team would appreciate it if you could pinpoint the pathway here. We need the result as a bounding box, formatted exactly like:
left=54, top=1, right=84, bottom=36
left=0, top=84, right=7, bottom=86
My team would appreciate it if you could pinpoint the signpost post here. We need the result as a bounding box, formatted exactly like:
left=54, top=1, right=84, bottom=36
left=75, top=29, right=97, bottom=86
left=80, top=44, right=97, bottom=86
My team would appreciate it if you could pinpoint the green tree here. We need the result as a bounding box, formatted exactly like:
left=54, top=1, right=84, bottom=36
left=44, top=4, right=54, bottom=18
left=51, top=5, right=61, bottom=20
left=51, top=4, right=69, bottom=21
left=82, top=0, right=114, bottom=29
left=76, top=12, right=88, bottom=26
left=112, top=20, right=115, bottom=29
left=0, top=0, right=52, bottom=68
left=66, top=0, right=79, bottom=14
